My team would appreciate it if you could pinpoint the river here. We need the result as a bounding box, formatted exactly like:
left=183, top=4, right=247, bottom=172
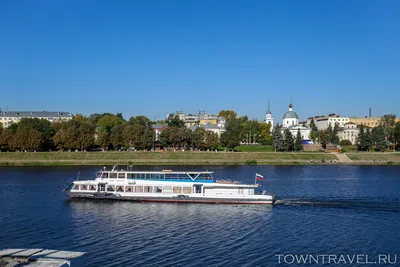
left=0, top=165, right=399, bottom=266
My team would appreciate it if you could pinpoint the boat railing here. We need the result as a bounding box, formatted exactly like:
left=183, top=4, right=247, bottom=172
left=215, top=179, right=241, bottom=184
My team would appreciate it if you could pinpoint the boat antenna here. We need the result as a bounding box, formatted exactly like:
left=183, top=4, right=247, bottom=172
left=77, top=171, right=80, bottom=180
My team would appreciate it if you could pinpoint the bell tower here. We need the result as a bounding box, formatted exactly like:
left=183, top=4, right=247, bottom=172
left=265, top=97, right=274, bottom=132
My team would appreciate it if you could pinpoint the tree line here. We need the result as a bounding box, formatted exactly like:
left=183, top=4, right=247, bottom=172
left=0, top=110, right=272, bottom=152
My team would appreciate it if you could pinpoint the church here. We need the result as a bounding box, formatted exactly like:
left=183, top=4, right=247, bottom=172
left=281, top=102, right=311, bottom=140
left=265, top=100, right=311, bottom=141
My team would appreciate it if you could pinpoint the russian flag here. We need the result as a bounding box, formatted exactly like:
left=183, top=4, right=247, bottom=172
left=256, top=173, right=263, bottom=181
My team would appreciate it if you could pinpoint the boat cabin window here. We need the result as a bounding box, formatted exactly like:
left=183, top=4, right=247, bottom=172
left=110, top=172, right=118, bottom=178
left=163, top=186, right=172, bottom=193
left=154, top=186, right=162, bottom=193
left=116, top=186, right=124, bottom=192
left=144, top=186, right=152, bottom=193
left=80, top=185, right=88, bottom=190
left=125, top=186, right=134, bottom=192
left=89, top=185, right=96, bottom=191
left=118, top=173, right=126, bottom=179
left=102, top=172, right=109, bottom=178
left=173, top=187, right=182, bottom=193
left=183, top=187, right=192, bottom=194
left=135, top=186, right=143, bottom=193
left=72, top=184, right=79, bottom=191
left=107, top=185, right=115, bottom=192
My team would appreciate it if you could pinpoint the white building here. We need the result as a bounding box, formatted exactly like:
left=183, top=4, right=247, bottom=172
left=265, top=98, right=274, bottom=132
left=281, top=103, right=312, bottom=140
left=188, top=116, right=226, bottom=137
left=308, top=114, right=350, bottom=130
left=337, top=122, right=359, bottom=145
left=0, top=111, right=73, bottom=128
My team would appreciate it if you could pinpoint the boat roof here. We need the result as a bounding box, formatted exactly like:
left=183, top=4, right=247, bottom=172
left=97, top=170, right=214, bottom=174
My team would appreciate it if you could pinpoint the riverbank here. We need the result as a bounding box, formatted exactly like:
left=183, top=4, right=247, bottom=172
left=0, top=151, right=398, bottom=166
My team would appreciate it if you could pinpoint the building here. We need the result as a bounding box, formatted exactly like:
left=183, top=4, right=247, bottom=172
left=151, top=123, right=167, bottom=141
left=265, top=98, right=274, bottom=132
left=0, top=111, right=73, bottom=128
left=307, top=114, right=350, bottom=130
left=199, top=112, right=218, bottom=125
left=166, top=111, right=219, bottom=127
left=337, top=122, right=359, bottom=145
left=188, top=116, right=226, bottom=137
left=281, top=103, right=311, bottom=140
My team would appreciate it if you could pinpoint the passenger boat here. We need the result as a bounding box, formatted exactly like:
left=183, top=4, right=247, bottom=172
left=65, top=165, right=275, bottom=204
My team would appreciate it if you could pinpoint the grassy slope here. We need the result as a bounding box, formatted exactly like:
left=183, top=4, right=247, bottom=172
left=0, top=151, right=336, bottom=165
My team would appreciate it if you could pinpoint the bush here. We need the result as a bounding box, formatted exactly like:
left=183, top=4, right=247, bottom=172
left=339, top=140, right=352, bottom=146
left=245, top=160, right=257, bottom=165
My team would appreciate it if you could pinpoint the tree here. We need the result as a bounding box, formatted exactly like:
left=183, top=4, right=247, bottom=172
left=364, top=128, right=373, bottom=151
left=259, top=123, right=272, bottom=145
left=319, top=130, right=327, bottom=149
left=110, top=124, right=125, bottom=150
left=17, top=118, right=55, bottom=150
left=310, top=131, right=317, bottom=143
left=128, top=116, right=152, bottom=128
left=395, top=122, right=400, bottom=149
left=325, top=124, right=333, bottom=143
left=380, top=114, right=396, bottom=141
left=96, top=114, right=125, bottom=150
left=10, top=127, right=42, bottom=151
left=356, top=124, right=365, bottom=151
left=374, top=125, right=386, bottom=152
left=218, top=110, right=237, bottom=121
left=204, top=131, right=219, bottom=150
left=339, top=140, right=352, bottom=146
left=282, top=128, right=294, bottom=151
left=331, top=123, right=340, bottom=144
left=272, top=125, right=283, bottom=152
left=294, top=129, right=303, bottom=151
left=166, top=115, right=185, bottom=128
left=192, top=127, right=206, bottom=149
left=0, top=127, right=12, bottom=151
left=77, top=120, right=95, bottom=151
left=220, top=117, right=241, bottom=150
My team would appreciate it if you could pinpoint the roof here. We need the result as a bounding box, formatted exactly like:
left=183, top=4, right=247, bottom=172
left=282, top=111, right=299, bottom=119
left=0, top=111, right=73, bottom=118
left=151, top=123, right=166, bottom=129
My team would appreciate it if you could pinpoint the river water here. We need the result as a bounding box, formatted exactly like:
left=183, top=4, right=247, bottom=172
left=0, top=165, right=399, bottom=266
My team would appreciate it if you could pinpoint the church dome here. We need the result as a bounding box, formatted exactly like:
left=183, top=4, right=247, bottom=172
left=282, top=111, right=299, bottom=119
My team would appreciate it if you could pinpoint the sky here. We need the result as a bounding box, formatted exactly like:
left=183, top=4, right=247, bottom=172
left=0, top=0, right=399, bottom=122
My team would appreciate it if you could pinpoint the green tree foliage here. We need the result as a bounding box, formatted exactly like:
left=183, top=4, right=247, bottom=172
left=339, top=140, right=352, bottom=146
left=122, top=124, right=154, bottom=150
left=259, top=123, right=272, bottom=145
left=218, top=110, right=237, bottom=121
left=53, top=116, right=95, bottom=151
left=310, top=131, right=316, bottom=142
left=356, top=124, right=366, bottom=151
left=0, top=127, right=12, bottom=151
left=10, top=127, right=42, bottom=151
left=364, top=128, right=373, bottom=151
left=166, top=115, right=185, bottom=128
left=374, top=125, right=386, bottom=151
left=204, top=131, right=219, bottom=150
left=318, top=130, right=327, bottom=149
left=271, top=125, right=283, bottom=151
left=294, top=129, right=303, bottom=151
left=331, top=123, right=340, bottom=144
left=395, top=122, right=400, bottom=149
left=380, top=114, right=396, bottom=140
left=96, top=114, right=125, bottom=150
left=192, top=128, right=206, bottom=149
left=17, top=118, right=55, bottom=150
left=282, top=128, right=295, bottom=151
left=110, top=124, right=125, bottom=149
left=127, top=116, right=152, bottom=128
left=220, top=117, right=241, bottom=150
left=310, top=118, right=318, bottom=132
